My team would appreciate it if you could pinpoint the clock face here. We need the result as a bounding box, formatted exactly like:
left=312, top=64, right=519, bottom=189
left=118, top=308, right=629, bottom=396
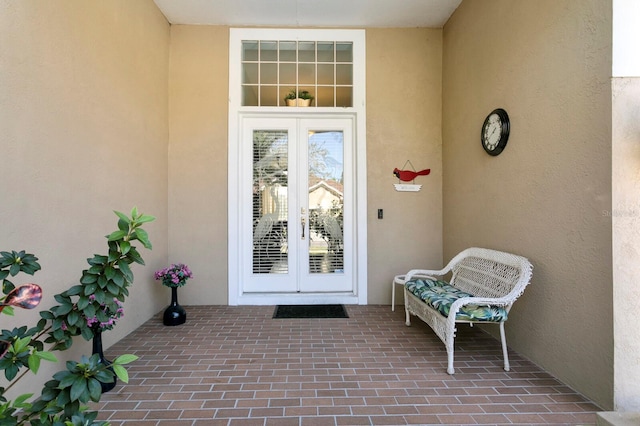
left=481, top=108, right=510, bottom=156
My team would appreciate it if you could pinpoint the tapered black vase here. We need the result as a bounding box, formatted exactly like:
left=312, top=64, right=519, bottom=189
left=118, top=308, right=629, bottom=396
left=92, top=330, right=117, bottom=393
left=163, top=286, right=186, bottom=326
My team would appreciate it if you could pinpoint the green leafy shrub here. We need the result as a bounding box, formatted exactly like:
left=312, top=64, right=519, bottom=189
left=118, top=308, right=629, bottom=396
left=0, top=208, right=154, bottom=425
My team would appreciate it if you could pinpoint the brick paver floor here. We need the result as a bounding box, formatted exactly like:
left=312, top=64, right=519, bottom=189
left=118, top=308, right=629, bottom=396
left=93, top=305, right=600, bottom=425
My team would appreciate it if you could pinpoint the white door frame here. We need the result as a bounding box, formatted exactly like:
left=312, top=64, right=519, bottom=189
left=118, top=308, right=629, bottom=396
left=240, top=116, right=356, bottom=297
left=227, top=28, right=367, bottom=305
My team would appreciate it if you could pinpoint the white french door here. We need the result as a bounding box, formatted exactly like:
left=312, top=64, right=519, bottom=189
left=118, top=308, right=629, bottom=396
left=241, top=116, right=354, bottom=295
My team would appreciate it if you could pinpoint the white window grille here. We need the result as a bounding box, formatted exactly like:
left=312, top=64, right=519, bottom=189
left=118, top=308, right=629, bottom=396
left=241, top=40, right=353, bottom=107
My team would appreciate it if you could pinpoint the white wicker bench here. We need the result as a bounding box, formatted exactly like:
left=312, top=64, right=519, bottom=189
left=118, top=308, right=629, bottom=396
left=402, top=247, right=533, bottom=374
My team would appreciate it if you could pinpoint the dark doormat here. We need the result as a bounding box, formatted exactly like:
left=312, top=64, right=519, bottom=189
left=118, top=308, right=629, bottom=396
left=273, top=304, right=349, bottom=319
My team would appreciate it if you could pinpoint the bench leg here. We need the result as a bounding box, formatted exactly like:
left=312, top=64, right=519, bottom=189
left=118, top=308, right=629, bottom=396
left=391, top=278, right=396, bottom=311
left=500, top=322, right=510, bottom=372
left=446, top=335, right=455, bottom=374
left=403, top=286, right=412, bottom=326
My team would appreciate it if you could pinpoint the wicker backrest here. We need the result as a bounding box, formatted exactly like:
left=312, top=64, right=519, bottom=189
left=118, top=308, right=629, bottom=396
left=449, top=248, right=533, bottom=302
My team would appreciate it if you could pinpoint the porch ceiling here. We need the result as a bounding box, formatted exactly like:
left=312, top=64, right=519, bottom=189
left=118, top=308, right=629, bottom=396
left=153, top=0, right=462, bottom=28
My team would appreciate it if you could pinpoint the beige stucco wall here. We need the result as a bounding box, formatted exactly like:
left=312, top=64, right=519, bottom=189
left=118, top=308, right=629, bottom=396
left=366, top=28, right=444, bottom=304
left=0, top=0, right=170, bottom=397
left=443, top=0, right=613, bottom=409
left=168, top=26, right=443, bottom=306
left=168, top=25, right=230, bottom=305
left=612, top=77, right=640, bottom=412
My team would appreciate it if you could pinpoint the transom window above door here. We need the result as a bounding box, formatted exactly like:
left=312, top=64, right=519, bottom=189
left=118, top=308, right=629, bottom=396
left=241, top=40, right=353, bottom=107
left=229, top=28, right=365, bottom=111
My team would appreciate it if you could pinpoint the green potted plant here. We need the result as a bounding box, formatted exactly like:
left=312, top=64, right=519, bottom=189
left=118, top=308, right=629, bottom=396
left=45, top=208, right=155, bottom=348
left=284, top=89, right=314, bottom=107
left=0, top=207, right=153, bottom=425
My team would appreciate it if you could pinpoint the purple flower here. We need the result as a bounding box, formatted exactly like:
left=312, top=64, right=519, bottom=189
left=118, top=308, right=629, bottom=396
left=85, top=299, right=124, bottom=331
left=154, top=263, right=193, bottom=288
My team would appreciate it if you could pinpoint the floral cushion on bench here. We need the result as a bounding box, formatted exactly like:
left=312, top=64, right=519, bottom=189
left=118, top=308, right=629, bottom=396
left=405, top=278, right=508, bottom=322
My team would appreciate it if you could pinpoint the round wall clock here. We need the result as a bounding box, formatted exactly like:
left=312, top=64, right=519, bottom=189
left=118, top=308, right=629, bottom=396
left=481, top=108, right=510, bottom=156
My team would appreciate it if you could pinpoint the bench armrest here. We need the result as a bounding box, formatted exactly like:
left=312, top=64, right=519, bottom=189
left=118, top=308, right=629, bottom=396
left=404, top=269, right=442, bottom=282
left=404, top=251, right=469, bottom=282
left=446, top=295, right=518, bottom=327
left=451, top=296, right=512, bottom=310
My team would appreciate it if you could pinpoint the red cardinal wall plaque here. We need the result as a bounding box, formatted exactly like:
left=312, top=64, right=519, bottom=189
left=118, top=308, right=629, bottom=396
left=393, top=168, right=431, bottom=182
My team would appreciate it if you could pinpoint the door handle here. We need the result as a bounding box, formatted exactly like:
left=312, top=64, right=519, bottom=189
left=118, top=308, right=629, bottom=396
left=301, top=217, right=306, bottom=240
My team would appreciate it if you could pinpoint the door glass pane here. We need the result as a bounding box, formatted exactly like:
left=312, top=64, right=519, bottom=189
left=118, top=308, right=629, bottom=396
left=336, top=87, right=352, bottom=108
left=317, top=42, right=334, bottom=62
left=317, top=64, right=334, bottom=85
left=279, top=63, right=296, bottom=84
left=336, top=64, right=352, bottom=85
left=253, top=130, right=289, bottom=274
left=260, top=41, right=277, bottom=61
left=243, top=63, right=258, bottom=85
left=243, top=86, right=258, bottom=106
left=261, top=63, right=277, bottom=85
left=298, top=41, right=315, bottom=62
left=259, top=86, right=277, bottom=106
left=279, top=41, right=297, bottom=62
left=308, top=130, right=344, bottom=274
left=336, top=42, right=353, bottom=62
left=316, top=86, right=334, bottom=107
left=242, top=41, right=258, bottom=61
left=298, top=63, right=315, bottom=85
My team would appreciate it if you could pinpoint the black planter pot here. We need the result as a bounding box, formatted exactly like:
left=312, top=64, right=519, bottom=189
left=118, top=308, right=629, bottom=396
left=92, top=330, right=117, bottom=393
left=163, top=286, right=186, bottom=326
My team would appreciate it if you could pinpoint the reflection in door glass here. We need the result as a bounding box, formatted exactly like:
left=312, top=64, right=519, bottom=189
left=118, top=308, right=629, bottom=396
left=252, top=130, right=289, bottom=274
left=308, top=131, right=344, bottom=274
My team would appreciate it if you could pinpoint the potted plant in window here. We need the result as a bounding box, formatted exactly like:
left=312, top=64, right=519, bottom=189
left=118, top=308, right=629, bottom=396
left=284, top=89, right=314, bottom=107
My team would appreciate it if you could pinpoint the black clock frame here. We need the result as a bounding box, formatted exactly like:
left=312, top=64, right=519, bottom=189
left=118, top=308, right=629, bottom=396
left=481, top=108, right=510, bottom=156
